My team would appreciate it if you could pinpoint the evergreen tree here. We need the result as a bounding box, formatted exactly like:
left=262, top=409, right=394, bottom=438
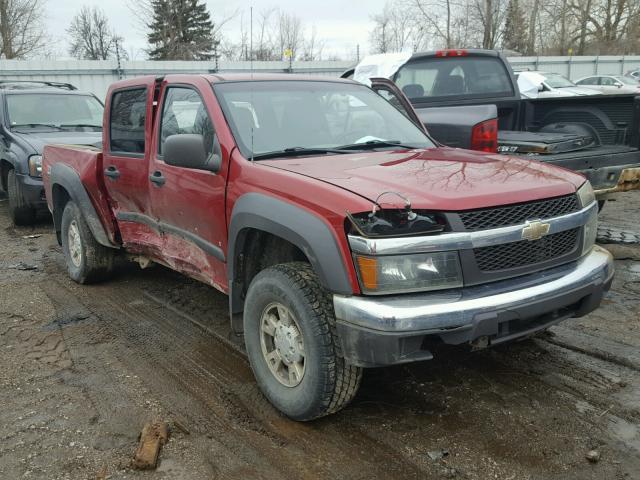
left=502, top=0, right=528, bottom=54
left=147, top=0, right=215, bottom=60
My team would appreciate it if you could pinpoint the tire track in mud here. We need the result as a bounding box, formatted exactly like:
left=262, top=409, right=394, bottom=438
left=36, top=244, right=640, bottom=478
left=40, top=266, right=428, bottom=479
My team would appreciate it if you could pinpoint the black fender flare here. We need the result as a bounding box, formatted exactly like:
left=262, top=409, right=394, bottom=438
left=49, top=163, right=116, bottom=248
left=228, top=193, right=353, bottom=314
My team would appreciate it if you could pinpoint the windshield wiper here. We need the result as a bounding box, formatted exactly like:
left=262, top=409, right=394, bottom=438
left=11, top=123, right=64, bottom=131
left=252, top=147, right=350, bottom=160
left=335, top=139, right=420, bottom=150
left=60, top=123, right=102, bottom=129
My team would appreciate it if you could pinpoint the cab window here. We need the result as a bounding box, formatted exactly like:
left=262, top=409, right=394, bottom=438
left=395, top=56, right=514, bottom=100
left=110, top=88, right=147, bottom=154
left=159, top=87, right=214, bottom=157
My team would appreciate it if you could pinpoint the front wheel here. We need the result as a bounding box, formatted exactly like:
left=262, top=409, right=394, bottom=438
left=61, top=201, right=115, bottom=284
left=243, top=262, right=362, bottom=421
left=7, top=169, right=36, bottom=226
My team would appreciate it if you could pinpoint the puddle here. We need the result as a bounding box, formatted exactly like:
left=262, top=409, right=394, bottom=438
left=44, top=311, right=94, bottom=329
left=608, top=416, right=640, bottom=452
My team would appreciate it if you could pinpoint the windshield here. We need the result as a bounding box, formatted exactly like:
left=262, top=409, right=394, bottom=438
left=214, top=81, right=434, bottom=159
left=6, top=93, right=103, bottom=130
left=394, top=56, right=514, bottom=99
left=543, top=73, right=576, bottom=88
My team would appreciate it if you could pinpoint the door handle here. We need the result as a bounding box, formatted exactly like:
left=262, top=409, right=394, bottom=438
left=104, top=166, right=120, bottom=180
left=149, top=170, right=166, bottom=186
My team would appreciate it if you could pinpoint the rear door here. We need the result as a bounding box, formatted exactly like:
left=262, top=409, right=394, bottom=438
left=147, top=78, right=228, bottom=290
left=102, top=78, right=161, bottom=253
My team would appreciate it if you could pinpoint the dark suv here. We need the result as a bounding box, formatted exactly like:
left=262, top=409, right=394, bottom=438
left=0, top=81, right=103, bottom=224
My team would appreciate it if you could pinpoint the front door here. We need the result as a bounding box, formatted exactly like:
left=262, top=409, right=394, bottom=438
left=370, top=77, right=429, bottom=135
left=148, top=80, right=228, bottom=290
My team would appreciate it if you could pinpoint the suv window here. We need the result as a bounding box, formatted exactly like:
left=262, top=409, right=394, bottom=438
left=159, top=87, right=214, bottom=156
left=395, top=56, right=514, bottom=100
left=110, top=88, right=147, bottom=154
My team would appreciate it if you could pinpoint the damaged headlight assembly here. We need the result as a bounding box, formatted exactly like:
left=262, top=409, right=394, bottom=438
left=577, top=181, right=597, bottom=256
left=347, top=191, right=462, bottom=294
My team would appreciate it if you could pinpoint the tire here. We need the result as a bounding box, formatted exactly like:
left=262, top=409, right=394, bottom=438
left=243, top=262, right=363, bottom=421
left=7, top=169, right=36, bottom=226
left=61, top=201, right=115, bottom=284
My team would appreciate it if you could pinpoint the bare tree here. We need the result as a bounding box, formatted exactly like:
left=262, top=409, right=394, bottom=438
left=0, top=0, right=47, bottom=59
left=301, top=26, right=325, bottom=61
left=370, top=1, right=428, bottom=53
left=67, top=6, right=119, bottom=60
left=277, top=12, right=303, bottom=59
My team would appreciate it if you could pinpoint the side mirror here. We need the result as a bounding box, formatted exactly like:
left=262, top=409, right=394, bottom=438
left=615, top=83, right=623, bottom=88
left=537, top=83, right=544, bottom=92
left=164, top=134, right=221, bottom=172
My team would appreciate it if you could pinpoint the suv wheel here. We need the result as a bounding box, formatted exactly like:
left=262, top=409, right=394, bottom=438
left=243, top=262, right=362, bottom=421
left=7, top=169, right=36, bottom=225
left=61, top=201, right=115, bottom=284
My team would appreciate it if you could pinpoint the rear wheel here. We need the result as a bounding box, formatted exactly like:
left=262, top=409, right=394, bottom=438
left=243, top=262, right=362, bottom=421
left=61, top=201, right=115, bottom=284
left=7, top=169, right=36, bottom=226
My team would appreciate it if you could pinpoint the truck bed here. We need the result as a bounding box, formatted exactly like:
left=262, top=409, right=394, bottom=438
left=42, top=144, right=116, bottom=244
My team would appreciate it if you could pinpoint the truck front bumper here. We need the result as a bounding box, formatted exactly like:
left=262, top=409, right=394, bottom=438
left=333, top=246, right=614, bottom=367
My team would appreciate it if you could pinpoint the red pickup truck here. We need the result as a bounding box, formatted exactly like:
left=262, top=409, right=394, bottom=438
left=43, top=74, right=614, bottom=421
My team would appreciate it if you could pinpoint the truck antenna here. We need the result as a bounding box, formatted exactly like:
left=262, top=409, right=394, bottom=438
left=250, top=6, right=255, bottom=162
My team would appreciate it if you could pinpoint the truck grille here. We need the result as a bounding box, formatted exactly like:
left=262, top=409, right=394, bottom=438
left=459, top=194, right=579, bottom=231
left=474, top=228, right=579, bottom=272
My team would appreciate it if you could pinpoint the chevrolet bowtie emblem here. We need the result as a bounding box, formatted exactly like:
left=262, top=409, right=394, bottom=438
left=521, top=220, right=550, bottom=241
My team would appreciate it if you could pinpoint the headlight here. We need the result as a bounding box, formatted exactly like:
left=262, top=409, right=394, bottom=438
left=577, top=181, right=595, bottom=208
left=582, top=208, right=598, bottom=255
left=354, top=251, right=463, bottom=294
left=28, top=155, right=43, bottom=178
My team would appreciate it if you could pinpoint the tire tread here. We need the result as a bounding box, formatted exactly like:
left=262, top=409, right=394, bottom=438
left=268, top=262, right=362, bottom=418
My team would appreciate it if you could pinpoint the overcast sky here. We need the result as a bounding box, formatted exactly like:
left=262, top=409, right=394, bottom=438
left=46, top=0, right=387, bottom=60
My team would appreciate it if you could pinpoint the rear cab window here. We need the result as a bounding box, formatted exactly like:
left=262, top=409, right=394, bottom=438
left=109, top=88, right=147, bottom=155
left=395, top=56, right=514, bottom=101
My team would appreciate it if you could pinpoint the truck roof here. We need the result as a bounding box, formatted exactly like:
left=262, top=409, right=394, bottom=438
left=108, top=73, right=357, bottom=91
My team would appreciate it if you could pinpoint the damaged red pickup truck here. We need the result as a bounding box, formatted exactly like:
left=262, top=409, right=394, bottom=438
left=43, top=74, right=614, bottom=421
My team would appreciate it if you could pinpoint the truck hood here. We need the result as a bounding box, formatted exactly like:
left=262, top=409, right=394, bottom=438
left=261, top=147, right=584, bottom=211
left=14, top=131, right=102, bottom=153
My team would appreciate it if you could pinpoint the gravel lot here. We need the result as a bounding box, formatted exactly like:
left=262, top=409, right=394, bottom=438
left=0, top=191, right=639, bottom=480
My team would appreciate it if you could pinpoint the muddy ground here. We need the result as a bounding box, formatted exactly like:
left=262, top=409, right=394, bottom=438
left=0, top=192, right=639, bottom=480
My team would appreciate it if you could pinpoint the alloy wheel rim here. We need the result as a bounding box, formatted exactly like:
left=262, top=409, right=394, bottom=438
left=259, top=302, right=306, bottom=387
left=68, top=220, right=82, bottom=268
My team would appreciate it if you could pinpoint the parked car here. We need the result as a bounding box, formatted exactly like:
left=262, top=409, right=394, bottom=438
left=515, top=71, right=602, bottom=98
left=43, top=74, right=613, bottom=421
left=343, top=50, right=640, bottom=202
left=575, top=75, right=640, bottom=94
left=626, top=69, right=640, bottom=80
left=0, top=81, right=103, bottom=225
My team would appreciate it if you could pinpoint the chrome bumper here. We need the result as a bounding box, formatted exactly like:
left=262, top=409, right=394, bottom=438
left=333, top=246, right=614, bottom=367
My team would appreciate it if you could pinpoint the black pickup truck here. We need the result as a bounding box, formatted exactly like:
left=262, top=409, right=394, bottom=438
left=344, top=49, right=640, bottom=200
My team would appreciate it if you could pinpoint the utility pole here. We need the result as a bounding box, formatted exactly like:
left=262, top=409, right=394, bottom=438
left=356, top=44, right=360, bottom=62
left=114, top=36, right=123, bottom=80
